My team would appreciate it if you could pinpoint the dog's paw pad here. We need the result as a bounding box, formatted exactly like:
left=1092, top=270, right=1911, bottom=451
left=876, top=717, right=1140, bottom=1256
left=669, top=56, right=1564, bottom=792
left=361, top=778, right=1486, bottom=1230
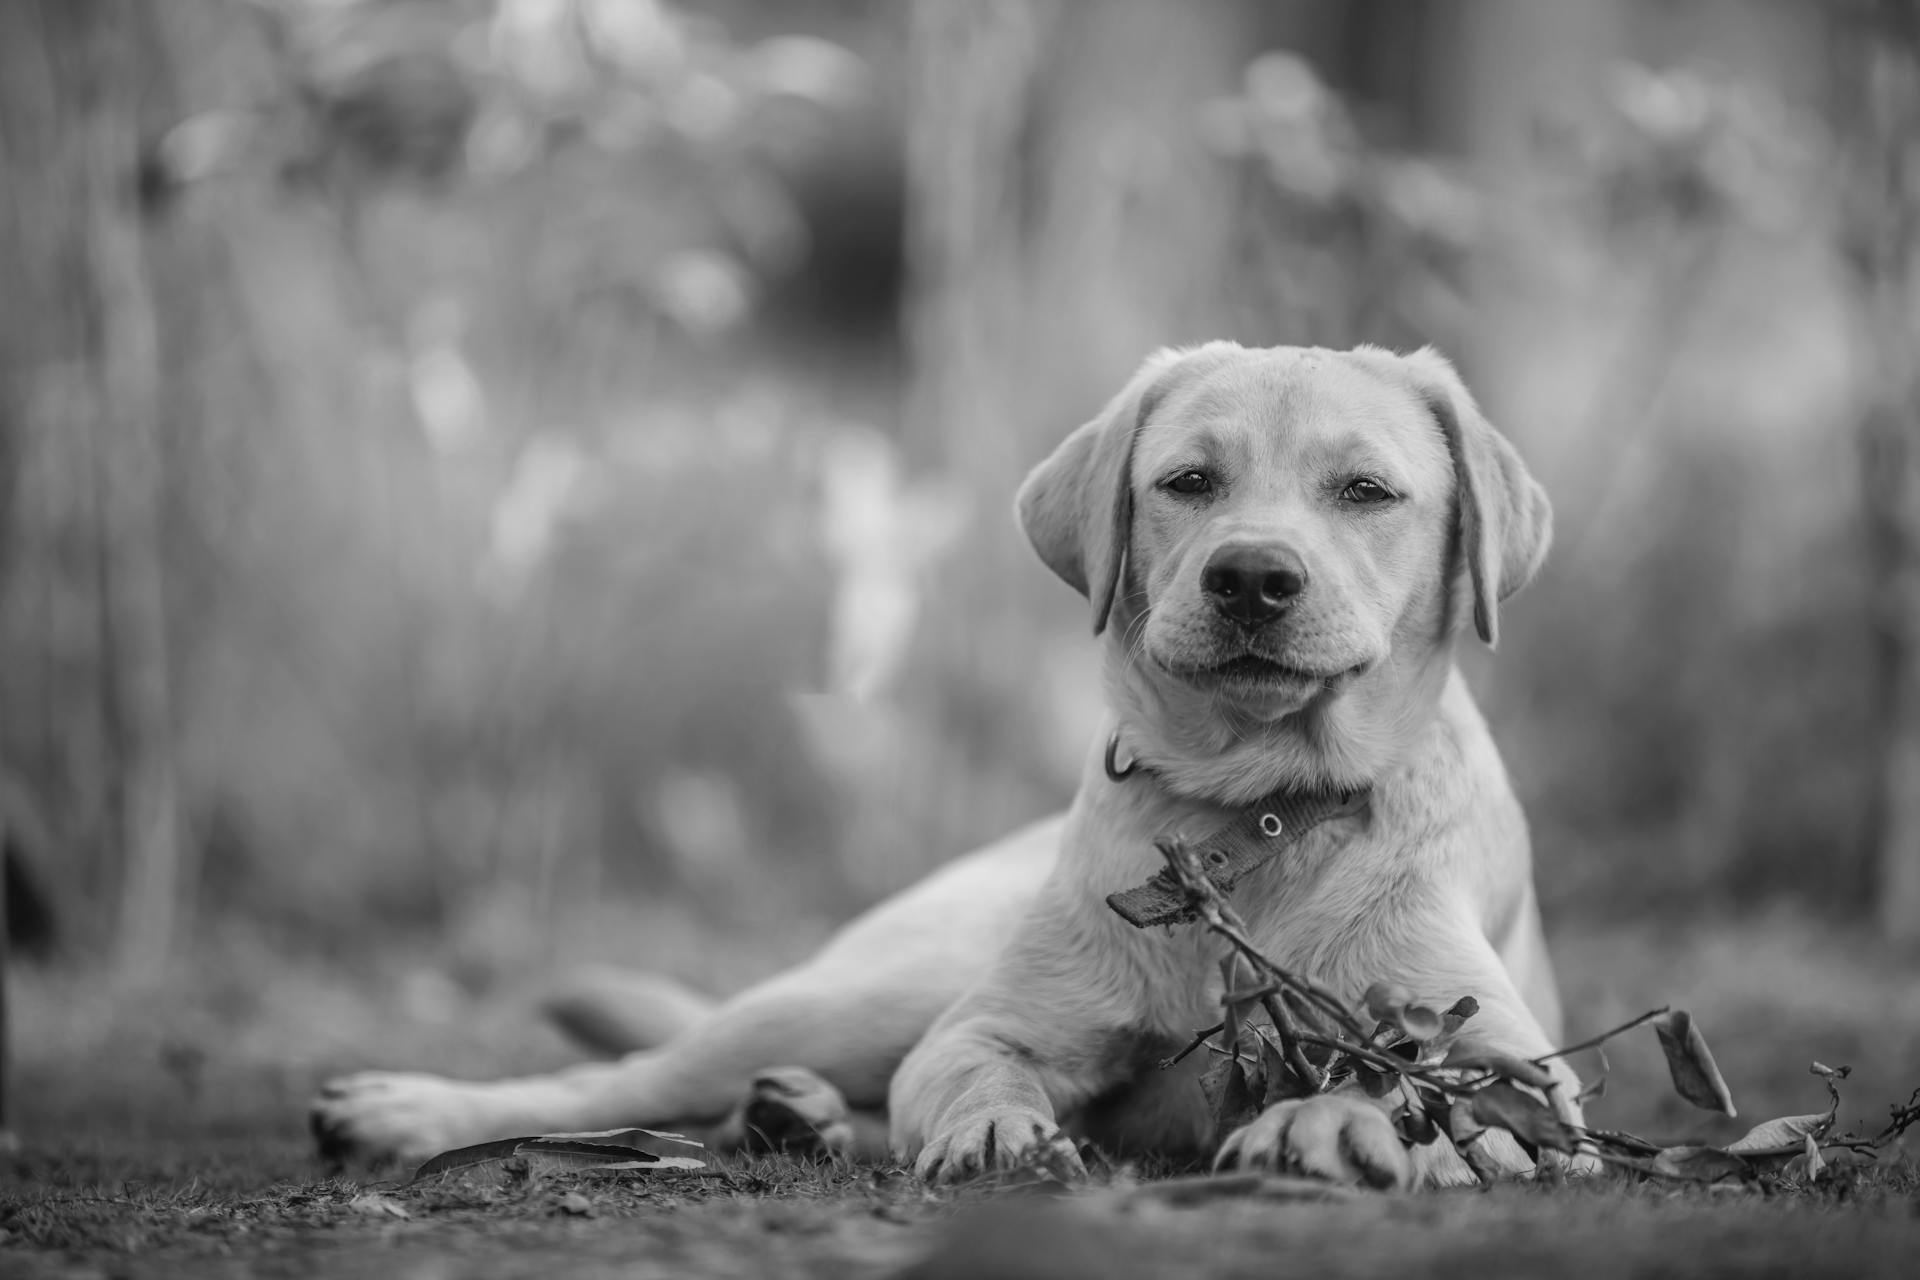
left=742, top=1066, right=852, bottom=1156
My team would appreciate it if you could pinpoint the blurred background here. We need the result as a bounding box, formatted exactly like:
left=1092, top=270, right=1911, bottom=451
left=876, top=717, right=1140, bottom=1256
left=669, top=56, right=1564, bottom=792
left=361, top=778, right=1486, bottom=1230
left=3, top=0, right=1918, bottom=1148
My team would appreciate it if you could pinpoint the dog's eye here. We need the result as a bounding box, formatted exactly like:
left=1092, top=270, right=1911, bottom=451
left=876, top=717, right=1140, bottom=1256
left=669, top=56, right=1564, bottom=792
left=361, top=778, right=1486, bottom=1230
left=1340, top=477, right=1396, bottom=504
left=1165, top=470, right=1213, bottom=496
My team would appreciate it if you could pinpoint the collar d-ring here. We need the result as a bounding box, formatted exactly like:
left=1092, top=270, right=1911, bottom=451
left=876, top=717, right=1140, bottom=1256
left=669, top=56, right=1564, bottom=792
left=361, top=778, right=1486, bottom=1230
left=1104, top=730, right=1137, bottom=782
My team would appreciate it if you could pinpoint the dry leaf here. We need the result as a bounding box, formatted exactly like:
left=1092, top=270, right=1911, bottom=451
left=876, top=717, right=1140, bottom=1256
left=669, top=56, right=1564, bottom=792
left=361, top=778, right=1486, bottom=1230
left=1391, top=1088, right=1439, bottom=1146
left=1399, top=1004, right=1444, bottom=1042
left=1258, top=1036, right=1295, bottom=1107
left=1649, top=1145, right=1750, bottom=1183
left=1467, top=1081, right=1579, bottom=1155
left=1653, top=1011, right=1737, bottom=1116
left=1361, top=982, right=1445, bottom=1042
left=1726, top=1111, right=1834, bottom=1155
left=410, top=1130, right=706, bottom=1184
left=1363, top=982, right=1413, bottom=1024
left=1783, top=1133, right=1827, bottom=1183
left=1203, top=1058, right=1260, bottom=1144
left=534, top=1128, right=706, bottom=1158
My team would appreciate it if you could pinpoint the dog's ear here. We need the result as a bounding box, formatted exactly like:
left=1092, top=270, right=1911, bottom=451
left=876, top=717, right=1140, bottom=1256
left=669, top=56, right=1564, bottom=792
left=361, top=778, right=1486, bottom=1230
left=1398, top=347, right=1552, bottom=648
left=1016, top=345, right=1231, bottom=634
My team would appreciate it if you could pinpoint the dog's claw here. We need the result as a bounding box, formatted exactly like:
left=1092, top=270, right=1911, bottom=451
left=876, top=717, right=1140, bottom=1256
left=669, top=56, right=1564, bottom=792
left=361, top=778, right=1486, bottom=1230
left=913, top=1107, right=1083, bottom=1184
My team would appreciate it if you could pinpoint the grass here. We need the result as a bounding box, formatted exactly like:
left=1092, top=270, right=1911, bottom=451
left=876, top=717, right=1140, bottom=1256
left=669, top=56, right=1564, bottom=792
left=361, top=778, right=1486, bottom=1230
left=5, top=911, right=1920, bottom=1278
left=6, top=1136, right=1918, bottom=1279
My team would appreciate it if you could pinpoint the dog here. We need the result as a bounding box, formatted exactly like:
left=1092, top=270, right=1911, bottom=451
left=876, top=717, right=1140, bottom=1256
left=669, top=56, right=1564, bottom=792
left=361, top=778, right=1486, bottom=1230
left=311, top=342, right=1580, bottom=1188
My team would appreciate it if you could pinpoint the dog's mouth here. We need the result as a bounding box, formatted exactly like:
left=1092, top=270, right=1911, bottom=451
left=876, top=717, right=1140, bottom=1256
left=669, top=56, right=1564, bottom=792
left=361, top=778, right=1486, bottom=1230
left=1161, top=652, right=1364, bottom=692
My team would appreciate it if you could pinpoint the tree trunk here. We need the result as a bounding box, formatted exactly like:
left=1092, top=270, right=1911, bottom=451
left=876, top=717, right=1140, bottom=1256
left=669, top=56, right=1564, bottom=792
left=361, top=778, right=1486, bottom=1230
left=93, top=43, right=184, bottom=983
left=1838, top=3, right=1920, bottom=944
left=0, top=1, right=183, bottom=979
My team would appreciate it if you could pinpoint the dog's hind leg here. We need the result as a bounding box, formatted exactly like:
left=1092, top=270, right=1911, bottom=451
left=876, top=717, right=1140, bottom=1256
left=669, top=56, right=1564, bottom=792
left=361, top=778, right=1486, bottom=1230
left=312, top=819, right=1062, bottom=1163
left=707, top=1065, right=891, bottom=1161
left=541, top=965, right=718, bottom=1057
left=313, top=965, right=943, bottom=1163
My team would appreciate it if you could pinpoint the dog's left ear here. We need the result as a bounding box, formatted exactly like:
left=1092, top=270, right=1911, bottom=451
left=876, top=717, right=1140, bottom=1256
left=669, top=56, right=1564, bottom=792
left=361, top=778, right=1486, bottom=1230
left=1016, top=344, right=1235, bottom=634
left=1398, top=347, right=1552, bottom=648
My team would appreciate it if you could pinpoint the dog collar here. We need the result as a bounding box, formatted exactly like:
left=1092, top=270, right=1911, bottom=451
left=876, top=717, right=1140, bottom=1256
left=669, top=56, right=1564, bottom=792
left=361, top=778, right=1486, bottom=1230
left=1102, top=729, right=1372, bottom=929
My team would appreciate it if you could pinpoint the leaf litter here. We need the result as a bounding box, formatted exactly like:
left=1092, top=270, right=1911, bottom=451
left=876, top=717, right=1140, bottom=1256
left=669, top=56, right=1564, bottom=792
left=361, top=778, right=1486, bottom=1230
left=407, top=1127, right=708, bottom=1187
left=1133, top=833, right=1920, bottom=1194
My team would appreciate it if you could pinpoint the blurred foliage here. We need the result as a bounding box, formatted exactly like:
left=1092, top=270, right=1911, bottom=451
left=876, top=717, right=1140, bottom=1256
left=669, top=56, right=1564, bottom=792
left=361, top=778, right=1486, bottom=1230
left=1203, top=47, right=1482, bottom=348
left=2, top=0, right=1914, bottom=983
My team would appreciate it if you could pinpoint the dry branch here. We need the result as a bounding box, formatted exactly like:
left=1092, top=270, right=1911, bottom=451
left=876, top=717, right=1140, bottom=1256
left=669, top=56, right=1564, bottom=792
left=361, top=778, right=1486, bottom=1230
left=1147, top=837, right=1920, bottom=1188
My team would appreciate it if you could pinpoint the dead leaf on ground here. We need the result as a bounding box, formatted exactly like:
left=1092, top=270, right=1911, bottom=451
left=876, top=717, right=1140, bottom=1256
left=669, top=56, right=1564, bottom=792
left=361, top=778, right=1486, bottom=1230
left=1649, top=1145, right=1751, bottom=1183
left=1782, top=1133, right=1828, bottom=1183
left=409, top=1128, right=707, bottom=1185
left=1725, top=1111, right=1834, bottom=1155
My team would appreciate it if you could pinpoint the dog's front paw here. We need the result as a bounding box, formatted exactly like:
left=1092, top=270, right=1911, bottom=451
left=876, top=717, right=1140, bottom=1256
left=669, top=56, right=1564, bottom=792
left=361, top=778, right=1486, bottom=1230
left=1215, top=1094, right=1411, bottom=1190
left=914, top=1107, right=1084, bottom=1185
left=309, top=1071, right=507, bottom=1164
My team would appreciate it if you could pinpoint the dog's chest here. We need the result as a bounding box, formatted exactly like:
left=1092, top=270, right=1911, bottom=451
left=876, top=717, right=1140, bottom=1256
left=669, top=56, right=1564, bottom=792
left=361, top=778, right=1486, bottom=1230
left=1144, top=818, right=1414, bottom=1029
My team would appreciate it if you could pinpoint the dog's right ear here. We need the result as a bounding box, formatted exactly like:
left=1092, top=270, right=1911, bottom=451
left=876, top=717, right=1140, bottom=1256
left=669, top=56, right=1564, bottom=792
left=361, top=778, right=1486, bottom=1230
left=1016, top=345, right=1231, bottom=634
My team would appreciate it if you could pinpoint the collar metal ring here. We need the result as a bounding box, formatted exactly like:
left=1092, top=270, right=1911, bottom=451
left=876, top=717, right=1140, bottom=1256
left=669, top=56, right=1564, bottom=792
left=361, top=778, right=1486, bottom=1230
left=1104, top=731, right=1136, bottom=782
left=1259, top=813, right=1284, bottom=838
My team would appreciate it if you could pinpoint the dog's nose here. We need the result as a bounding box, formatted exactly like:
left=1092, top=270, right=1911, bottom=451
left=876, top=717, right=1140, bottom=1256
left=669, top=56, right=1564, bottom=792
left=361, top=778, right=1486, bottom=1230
left=1202, top=543, right=1308, bottom=626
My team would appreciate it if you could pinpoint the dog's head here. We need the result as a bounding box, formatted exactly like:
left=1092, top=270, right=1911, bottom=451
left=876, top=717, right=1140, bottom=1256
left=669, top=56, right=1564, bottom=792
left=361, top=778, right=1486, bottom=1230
left=1017, top=342, right=1549, bottom=795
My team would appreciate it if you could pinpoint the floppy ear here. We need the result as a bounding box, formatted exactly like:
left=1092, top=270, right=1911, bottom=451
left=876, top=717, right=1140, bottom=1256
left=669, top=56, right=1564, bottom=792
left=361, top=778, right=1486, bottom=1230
left=1400, top=347, right=1552, bottom=648
left=1015, top=345, right=1230, bottom=634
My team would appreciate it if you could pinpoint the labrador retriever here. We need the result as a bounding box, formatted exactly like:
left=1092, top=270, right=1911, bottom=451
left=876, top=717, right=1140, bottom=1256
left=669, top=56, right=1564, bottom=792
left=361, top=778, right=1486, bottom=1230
left=311, top=342, right=1579, bottom=1188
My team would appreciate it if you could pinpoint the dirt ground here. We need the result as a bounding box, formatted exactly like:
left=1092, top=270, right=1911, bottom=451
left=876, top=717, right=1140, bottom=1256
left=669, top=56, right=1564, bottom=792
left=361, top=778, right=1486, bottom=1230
left=5, top=914, right=1919, bottom=1278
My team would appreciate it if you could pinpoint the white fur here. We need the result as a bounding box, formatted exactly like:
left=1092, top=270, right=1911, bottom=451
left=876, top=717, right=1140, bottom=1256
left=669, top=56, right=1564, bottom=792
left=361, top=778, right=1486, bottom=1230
left=312, top=344, right=1579, bottom=1189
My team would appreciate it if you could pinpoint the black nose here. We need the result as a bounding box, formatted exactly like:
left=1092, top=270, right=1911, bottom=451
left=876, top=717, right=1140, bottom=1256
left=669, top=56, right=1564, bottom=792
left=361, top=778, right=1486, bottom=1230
left=1202, top=543, right=1308, bottom=626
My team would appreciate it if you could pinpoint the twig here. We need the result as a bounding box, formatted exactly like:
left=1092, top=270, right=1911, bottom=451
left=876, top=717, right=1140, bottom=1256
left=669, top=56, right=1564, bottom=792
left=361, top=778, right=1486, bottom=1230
left=1291, top=1031, right=1423, bottom=1079
left=1160, top=1022, right=1226, bottom=1070
left=1260, top=992, right=1326, bottom=1092
left=1149, top=828, right=1920, bottom=1190
left=1872, top=1087, right=1920, bottom=1145
left=1155, top=838, right=1370, bottom=1041
left=1529, top=1007, right=1671, bottom=1067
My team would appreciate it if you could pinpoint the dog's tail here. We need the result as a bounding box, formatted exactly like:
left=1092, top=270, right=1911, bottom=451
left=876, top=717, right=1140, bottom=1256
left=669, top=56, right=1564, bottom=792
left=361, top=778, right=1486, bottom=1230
left=541, top=966, right=718, bottom=1057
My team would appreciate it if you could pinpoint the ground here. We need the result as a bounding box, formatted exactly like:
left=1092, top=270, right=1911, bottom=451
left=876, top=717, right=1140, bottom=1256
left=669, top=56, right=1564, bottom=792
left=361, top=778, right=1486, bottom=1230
left=5, top=912, right=1919, bottom=1278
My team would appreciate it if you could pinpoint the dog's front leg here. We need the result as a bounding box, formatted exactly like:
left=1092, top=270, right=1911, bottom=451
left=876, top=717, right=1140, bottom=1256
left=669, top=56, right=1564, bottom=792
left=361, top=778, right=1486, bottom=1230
left=890, top=936, right=1147, bottom=1188
left=890, top=1018, right=1079, bottom=1183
